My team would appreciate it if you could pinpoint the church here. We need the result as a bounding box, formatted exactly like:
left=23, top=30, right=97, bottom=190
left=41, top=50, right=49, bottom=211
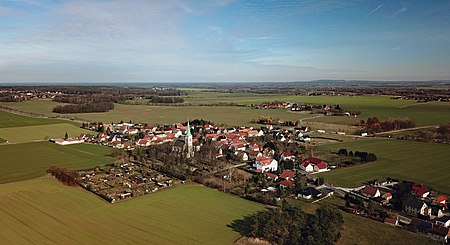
left=172, top=121, right=194, bottom=158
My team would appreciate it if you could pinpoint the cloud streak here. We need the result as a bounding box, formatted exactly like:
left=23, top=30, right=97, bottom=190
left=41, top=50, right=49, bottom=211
left=366, top=3, right=384, bottom=17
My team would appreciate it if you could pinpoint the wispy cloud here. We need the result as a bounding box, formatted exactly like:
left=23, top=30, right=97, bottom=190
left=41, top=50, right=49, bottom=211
left=387, top=6, right=408, bottom=18
left=209, top=26, right=223, bottom=35
left=366, top=3, right=384, bottom=17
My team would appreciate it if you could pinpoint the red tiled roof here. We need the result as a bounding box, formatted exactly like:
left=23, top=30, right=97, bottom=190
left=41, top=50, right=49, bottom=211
left=137, top=139, right=148, bottom=145
left=282, top=152, right=293, bottom=157
left=264, top=173, right=278, bottom=179
left=384, top=218, right=397, bottom=224
left=303, top=157, right=323, bottom=164
left=437, top=196, right=447, bottom=203
left=316, top=163, right=328, bottom=169
left=362, top=186, right=379, bottom=197
left=280, top=180, right=294, bottom=187
left=256, top=157, right=274, bottom=166
left=279, top=170, right=296, bottom=179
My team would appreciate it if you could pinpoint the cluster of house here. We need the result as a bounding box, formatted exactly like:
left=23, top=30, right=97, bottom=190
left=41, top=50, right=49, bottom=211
left=259, top=168, right=334, bottom=201
left=0, top=89, right=60, bottom=100
left=77, top=162, right=174, bottom=203
left=348, top=180, right=449, bottom=243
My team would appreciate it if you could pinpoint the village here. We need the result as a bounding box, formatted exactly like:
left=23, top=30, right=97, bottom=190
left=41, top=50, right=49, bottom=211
left=49, top=119, right=449, bottom=244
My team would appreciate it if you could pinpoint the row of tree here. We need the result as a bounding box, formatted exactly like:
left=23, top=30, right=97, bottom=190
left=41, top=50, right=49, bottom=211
left=47, top=166, right=80, bottom=186
left=149, top=96, right=184, bottom=103
left=54, top=94, right=125, bottom=104
left=337, top=148, right=377, bottom=162
left=52, top=102, right=114, bottom=113
left=233, top=201, right=343, bottom=245
left=359, top=117, right=415, bottom=134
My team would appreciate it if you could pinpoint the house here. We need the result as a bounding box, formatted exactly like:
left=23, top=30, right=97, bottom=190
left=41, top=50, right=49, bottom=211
left=298, top=187, right=322, bottom=199
left=362, top=186, right=381, bottom=198
left=279, top=170, right=296, bottom=180
left=300, top=157, right=327, bottom=173
left=254, top=157, right=278, bottom=172
left=300, top=161, right=315, bottom=172
left=264, top=172, right=278, bottom=181
left=313, top=162, right=329, bottom=173
left=437, top=196, right=448, bottom=205
left=412, top=183, right=430, bottom=198
left=320, top=187, right=334, bottom=198
left=136, top=139, right=150, bottom=147
left=384, top=218, right=398, bottom=226
left=436, top=216, right=450, bottom=228
left=404, top=199, right=431, bottom=217
left=280, top=180, right=294, bottom=188
left=234, top=151, right=249, bottom=162
left=51, top=138, right=84, bottom=145
left=281, top=152, right=295, bottom=162
left=248, top=150, right=263, bottom=160
left=430, top=204, right=445, bottom=218
left=427, top=226, right=449, bottom=244
left=382, top=192, right=392, bottom=204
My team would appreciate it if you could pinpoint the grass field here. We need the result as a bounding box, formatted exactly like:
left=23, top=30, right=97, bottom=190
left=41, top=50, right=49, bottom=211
left=0, top=101, right=312, bottom=126
left=0, top=177, right=263, bottom=244
left=0, top=123, right=92, bottom=143
left=0, top=109, right=66, bottom=128
left=316, top=138, right=450, bottom=194
left=2, top=95, right=450, bottom=127
left=0, top=142, right=113, bottom=184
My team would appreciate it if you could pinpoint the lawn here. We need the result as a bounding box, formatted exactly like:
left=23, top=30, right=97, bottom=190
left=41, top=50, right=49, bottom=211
left=0, top=123, right=93, bottom=143
left=316, top=138, right=450, bottom=194
left=0, top=109, right=66, bottom=128
left=0, top=142, right=113, bottom=184
left=0, top=177, right=263, bottom=244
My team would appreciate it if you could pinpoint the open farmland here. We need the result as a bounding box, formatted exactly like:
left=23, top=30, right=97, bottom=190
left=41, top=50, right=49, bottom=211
left=0, top=123, right=93, bottom=143
left=3, top=95, right=450, bottom=128
left=0, top=177, right=263, bottom=245
left=0, top=142, right=113, bottom=184
left=317, top=138, right=450, bottom=194
left=0, top=109, right=66, bottom=128
left=0, top=100, right=311, bottom=126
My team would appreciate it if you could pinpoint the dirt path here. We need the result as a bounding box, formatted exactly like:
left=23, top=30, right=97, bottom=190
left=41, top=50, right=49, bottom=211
left=374, top=125, right=439, bottom=136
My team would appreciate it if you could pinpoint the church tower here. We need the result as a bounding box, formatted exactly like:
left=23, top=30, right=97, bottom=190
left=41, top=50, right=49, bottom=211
left=186, top=120, right=194, bottom=158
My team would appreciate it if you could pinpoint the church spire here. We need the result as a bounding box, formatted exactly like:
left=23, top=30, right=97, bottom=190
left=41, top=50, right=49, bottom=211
left=186, top=120, right=192, bottom=137
left=186, top=119, right=194, bottom=158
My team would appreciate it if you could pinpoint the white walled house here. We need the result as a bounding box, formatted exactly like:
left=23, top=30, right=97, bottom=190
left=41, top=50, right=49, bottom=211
left=51, top=138, right=84, bottom=145
left=254, top=157, right=278, bottom=172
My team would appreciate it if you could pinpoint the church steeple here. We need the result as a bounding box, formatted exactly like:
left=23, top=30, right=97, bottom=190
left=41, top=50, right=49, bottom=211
left=186, top=120, right=194, bottom=158
left=186, top=120, right=192, bottom=137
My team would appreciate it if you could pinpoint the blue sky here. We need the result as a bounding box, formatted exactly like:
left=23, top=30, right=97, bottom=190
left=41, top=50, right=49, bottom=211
left=0, top=0, right=449, bottom=82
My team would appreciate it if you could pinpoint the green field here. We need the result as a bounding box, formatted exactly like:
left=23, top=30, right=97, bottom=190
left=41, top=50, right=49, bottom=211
left=0, top=109, right=66, bottom=128
left=0, top=142, right=113, bottom=184
left=2, top=95, right=450, bottom=127
left=0, top=123, right=92, bottom=143
left=0, top=101, right=312, bottom=126
left=317, top=139, right=450, bottom=194
left=0, top=177, right=263, bottom=244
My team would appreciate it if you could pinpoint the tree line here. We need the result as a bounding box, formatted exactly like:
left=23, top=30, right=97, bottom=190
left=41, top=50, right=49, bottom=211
left=359, top=117, right=415, bottom=134
left=231, top=201, right=344, bottom=245
left=47, top=166, right=80, bottom=186
left=53, top=101, right=114, bottom=113
left=337, top=148, right=377, bottom=163
left=149, top=96, right=184, bottom=104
